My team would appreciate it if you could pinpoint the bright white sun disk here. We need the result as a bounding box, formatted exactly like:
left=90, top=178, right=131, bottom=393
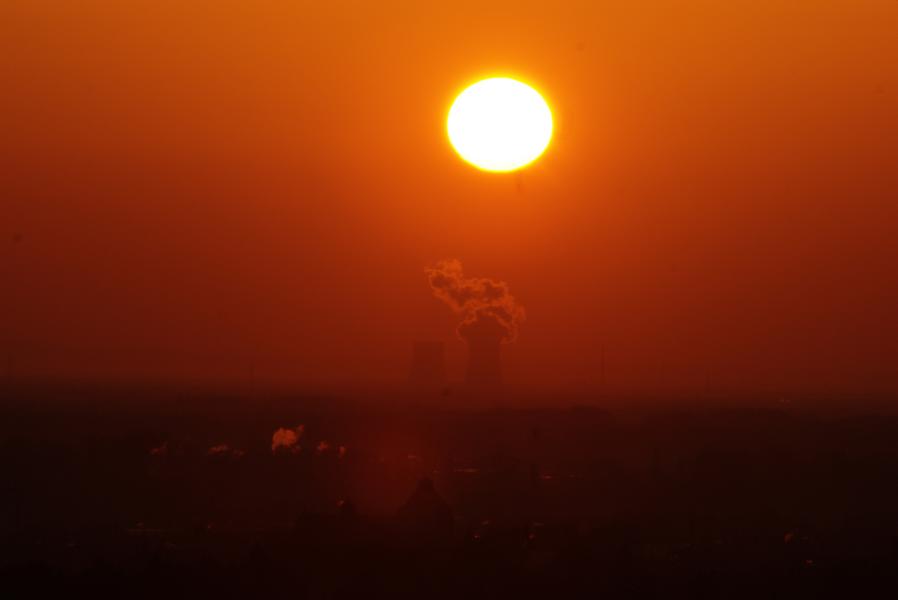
left=447, top=77, right=553, bottom=172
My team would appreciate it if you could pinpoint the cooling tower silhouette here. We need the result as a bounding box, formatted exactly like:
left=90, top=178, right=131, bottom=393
left=409, top=341, right=446, bottom=387
left=462, top=317, right=504, bottom=387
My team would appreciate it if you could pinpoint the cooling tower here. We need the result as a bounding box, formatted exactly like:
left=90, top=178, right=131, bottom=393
left=462, top=318, right=504, bottom=387
left=409, top=341, right=447, bottom=387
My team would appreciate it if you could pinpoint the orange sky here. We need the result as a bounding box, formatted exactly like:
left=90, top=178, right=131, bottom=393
left=2, top=1, right=897, bottom=397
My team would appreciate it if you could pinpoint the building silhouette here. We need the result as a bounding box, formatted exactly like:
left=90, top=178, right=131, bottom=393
left=396, top=478, right=454, bottom=545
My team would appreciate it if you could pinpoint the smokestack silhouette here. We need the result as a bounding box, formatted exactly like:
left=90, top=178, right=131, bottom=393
left=409, top=340, right=447, bottom=387
left=426, top=259, right=524, bottom=387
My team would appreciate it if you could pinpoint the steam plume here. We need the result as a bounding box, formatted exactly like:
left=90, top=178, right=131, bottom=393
left=207, top=444, right=231, bottom=456
left=207, top=443, right=245, bottom=458
left=149, top=441, right=168, bottom=457
left=425, top=259, right=525, bottom=343
left=271, top=425, right=304, bottom=453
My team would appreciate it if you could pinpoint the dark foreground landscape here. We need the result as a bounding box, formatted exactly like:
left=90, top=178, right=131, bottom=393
left=3, top=383, right=898, bottom=598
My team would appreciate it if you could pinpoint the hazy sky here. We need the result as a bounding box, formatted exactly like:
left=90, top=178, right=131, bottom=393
left=2, top=1, right=897, bottom=396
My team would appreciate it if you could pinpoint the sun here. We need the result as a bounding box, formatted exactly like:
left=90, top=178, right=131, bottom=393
left=447, top=77, right=553, bottom=173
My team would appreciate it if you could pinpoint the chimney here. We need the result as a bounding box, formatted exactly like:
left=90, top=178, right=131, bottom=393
left=409, top=341, right=447, bottom=387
